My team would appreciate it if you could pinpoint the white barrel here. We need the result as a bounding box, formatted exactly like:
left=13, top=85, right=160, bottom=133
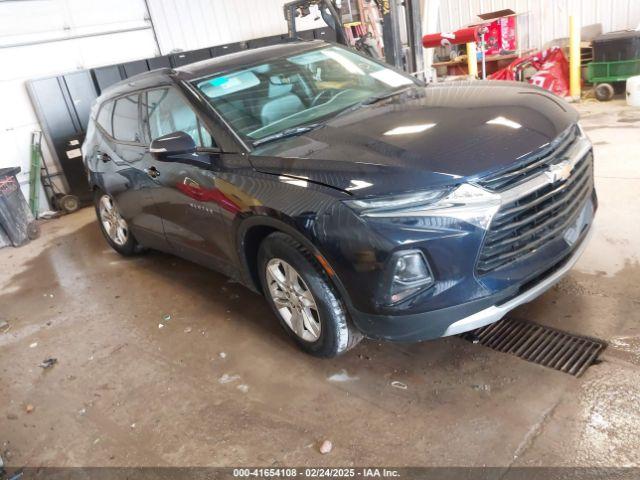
left=626, top=75, right=640, bottom=107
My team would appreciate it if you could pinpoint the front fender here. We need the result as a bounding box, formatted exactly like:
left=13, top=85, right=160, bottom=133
left=233, top=211, right=353, bottom=307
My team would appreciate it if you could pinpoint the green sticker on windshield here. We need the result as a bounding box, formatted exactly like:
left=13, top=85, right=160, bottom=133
left=209, top=77, right=229, bottom=87
left=198, top=71, right=260, bottom=98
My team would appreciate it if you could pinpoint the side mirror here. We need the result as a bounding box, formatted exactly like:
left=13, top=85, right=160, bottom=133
left=149, top=131, right=196, bottom=161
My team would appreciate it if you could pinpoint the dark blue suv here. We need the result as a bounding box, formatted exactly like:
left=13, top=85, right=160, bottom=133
left=83, top=41, right=596, bottom=357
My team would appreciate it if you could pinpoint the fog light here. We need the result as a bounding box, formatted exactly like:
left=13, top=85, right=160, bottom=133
left=386, top=250, right=434, bottom=305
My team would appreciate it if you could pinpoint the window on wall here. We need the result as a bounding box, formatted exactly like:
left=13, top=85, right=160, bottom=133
left=96, top=100, right=114, bottom=136
left=112, top=95, right=141, bottom=143
left=144, top=88, right=215, bottom=148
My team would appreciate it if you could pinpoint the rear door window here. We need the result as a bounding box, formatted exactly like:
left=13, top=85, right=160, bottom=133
left=96, top=100, right=114, bottom=136
left=112, top=94, right=141, bottom=143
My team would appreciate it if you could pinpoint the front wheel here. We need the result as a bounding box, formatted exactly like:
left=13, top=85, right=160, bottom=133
left=258, top=233, right=362, bottom=357
left=94, top=190, right=142, bottom=256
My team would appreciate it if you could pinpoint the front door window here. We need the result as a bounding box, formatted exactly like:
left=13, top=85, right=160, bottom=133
left=144, top=88, right=214, bottom=148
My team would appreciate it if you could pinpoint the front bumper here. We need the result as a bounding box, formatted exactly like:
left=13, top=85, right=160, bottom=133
left=348, top=224, right=593, bottom=342
left=313, top=125, right=595, bottom=341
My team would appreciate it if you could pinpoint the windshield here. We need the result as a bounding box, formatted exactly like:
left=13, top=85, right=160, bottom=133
left=193, top=46, right=418, bottom=142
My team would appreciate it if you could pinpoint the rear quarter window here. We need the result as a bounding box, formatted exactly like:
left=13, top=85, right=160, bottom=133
left=96, top=100, right=114, bottom=136
left=112, top=94, right=141, bottom=143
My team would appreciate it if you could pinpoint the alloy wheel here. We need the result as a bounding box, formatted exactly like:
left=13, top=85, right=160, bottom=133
left=265, top=258, right=321, bottom=342
left=99, top=194, right=129, bottom=246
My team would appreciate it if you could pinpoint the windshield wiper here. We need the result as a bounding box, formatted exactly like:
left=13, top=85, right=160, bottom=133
left=361, top=86, right=414, bottom=105
left=252, top=123, right=323, bottom=147
left=334, top=86, right=414, bottom=118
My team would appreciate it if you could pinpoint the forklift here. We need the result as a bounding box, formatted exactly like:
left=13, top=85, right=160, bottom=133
left=283, top=0, right=424, bottom=78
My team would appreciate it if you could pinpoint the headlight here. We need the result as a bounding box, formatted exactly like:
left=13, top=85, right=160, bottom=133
left=577, top=122, right=587, bottom=138
left=346, top=184, right=502, bottom=305
left=344, top=189, right=448, bottom=215
left=344, top=183, right=501, bottom=228
left=383, top=250, right=434, bottom=305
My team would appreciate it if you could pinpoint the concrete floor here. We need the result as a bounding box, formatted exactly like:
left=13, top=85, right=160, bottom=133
left=1, top=99, right=639, bottom=468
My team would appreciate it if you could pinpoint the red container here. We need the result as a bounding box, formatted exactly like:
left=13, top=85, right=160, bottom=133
left=483, top=16, right=517, bottom=55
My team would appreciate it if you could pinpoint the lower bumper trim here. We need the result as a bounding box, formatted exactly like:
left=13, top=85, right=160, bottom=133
left=442, top=227, right=593, bottom=337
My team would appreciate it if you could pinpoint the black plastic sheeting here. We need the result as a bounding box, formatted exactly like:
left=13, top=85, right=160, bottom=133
left=0, top=167, right=36, bottom=248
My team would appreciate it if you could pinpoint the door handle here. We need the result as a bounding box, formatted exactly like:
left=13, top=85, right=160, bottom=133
left=97, top=152, right=111, bottom=163
left=145, top=166, right=160, bottom=179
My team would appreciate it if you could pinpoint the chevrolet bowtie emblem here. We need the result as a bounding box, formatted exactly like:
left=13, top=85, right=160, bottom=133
left=545, top=160, right=573, bottom=184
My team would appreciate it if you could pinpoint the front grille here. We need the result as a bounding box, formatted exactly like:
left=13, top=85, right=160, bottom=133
left=477, top=151, right=593, bottom=274
left=478, top=125, right=580, bottom=192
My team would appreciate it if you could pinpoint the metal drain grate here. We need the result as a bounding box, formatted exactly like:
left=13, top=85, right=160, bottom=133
left=462, top=318, right=606, bottom=377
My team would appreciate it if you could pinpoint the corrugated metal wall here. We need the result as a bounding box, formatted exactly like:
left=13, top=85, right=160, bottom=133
left=146, top=0, right=325, bottom=54
left=144, top=0, right=640, bottom=56
left=433, top=0, right=640, bottom=51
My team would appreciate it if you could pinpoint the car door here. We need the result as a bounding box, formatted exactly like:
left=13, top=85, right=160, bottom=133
left=140, top=87, right=233, bottom=272
left=106, top=93, right=168, bottom=251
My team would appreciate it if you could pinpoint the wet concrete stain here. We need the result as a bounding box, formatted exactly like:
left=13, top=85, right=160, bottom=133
left=1, top=210, right=638, bottom=468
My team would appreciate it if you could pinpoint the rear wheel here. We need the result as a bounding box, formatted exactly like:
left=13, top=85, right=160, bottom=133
left=258, top=232, right=362, bottom=357
left=94, top=190, right=141, bottom=256
left=594, top=83, right=614, bottom=101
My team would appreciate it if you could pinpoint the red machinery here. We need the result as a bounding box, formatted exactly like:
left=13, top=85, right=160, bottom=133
left=422, top=27, right=479, bottom=48
left=423, top=26, right=488, bottom=77
left=422, top=11, right=518, bottom=80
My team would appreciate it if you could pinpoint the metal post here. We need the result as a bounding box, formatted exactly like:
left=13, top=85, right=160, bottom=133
left=406, top=0, right=424, bottom=78
left=322, top=0, right=348, bottom=46
left=290, top=4, right=298, bottom=38
left=569, top=15, right=581, bottom=100
left=479, top=28, right=487, bottom=80
left=29, top=131, right=42, bottom=217
left=383, top=0, right=403, bottom=69
left=421, top=0, right=440, bottom=81
left=466, top=41, right=478, bottom=79
left=143, top=0, right=162, bottom=56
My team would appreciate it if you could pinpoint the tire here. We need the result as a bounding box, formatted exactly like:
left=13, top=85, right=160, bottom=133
left=93, top=189, right=142, bottom=256
left=26, top=221, right=40, bottom=240
left=59, top=194, right=79, bottom=213
left=258, top=232, right=362, bottom=358
left=594, top=83, right=614, bottom=102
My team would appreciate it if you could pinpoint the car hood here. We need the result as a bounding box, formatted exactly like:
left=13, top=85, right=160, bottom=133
left=249, top=81, right=578, bottom=197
